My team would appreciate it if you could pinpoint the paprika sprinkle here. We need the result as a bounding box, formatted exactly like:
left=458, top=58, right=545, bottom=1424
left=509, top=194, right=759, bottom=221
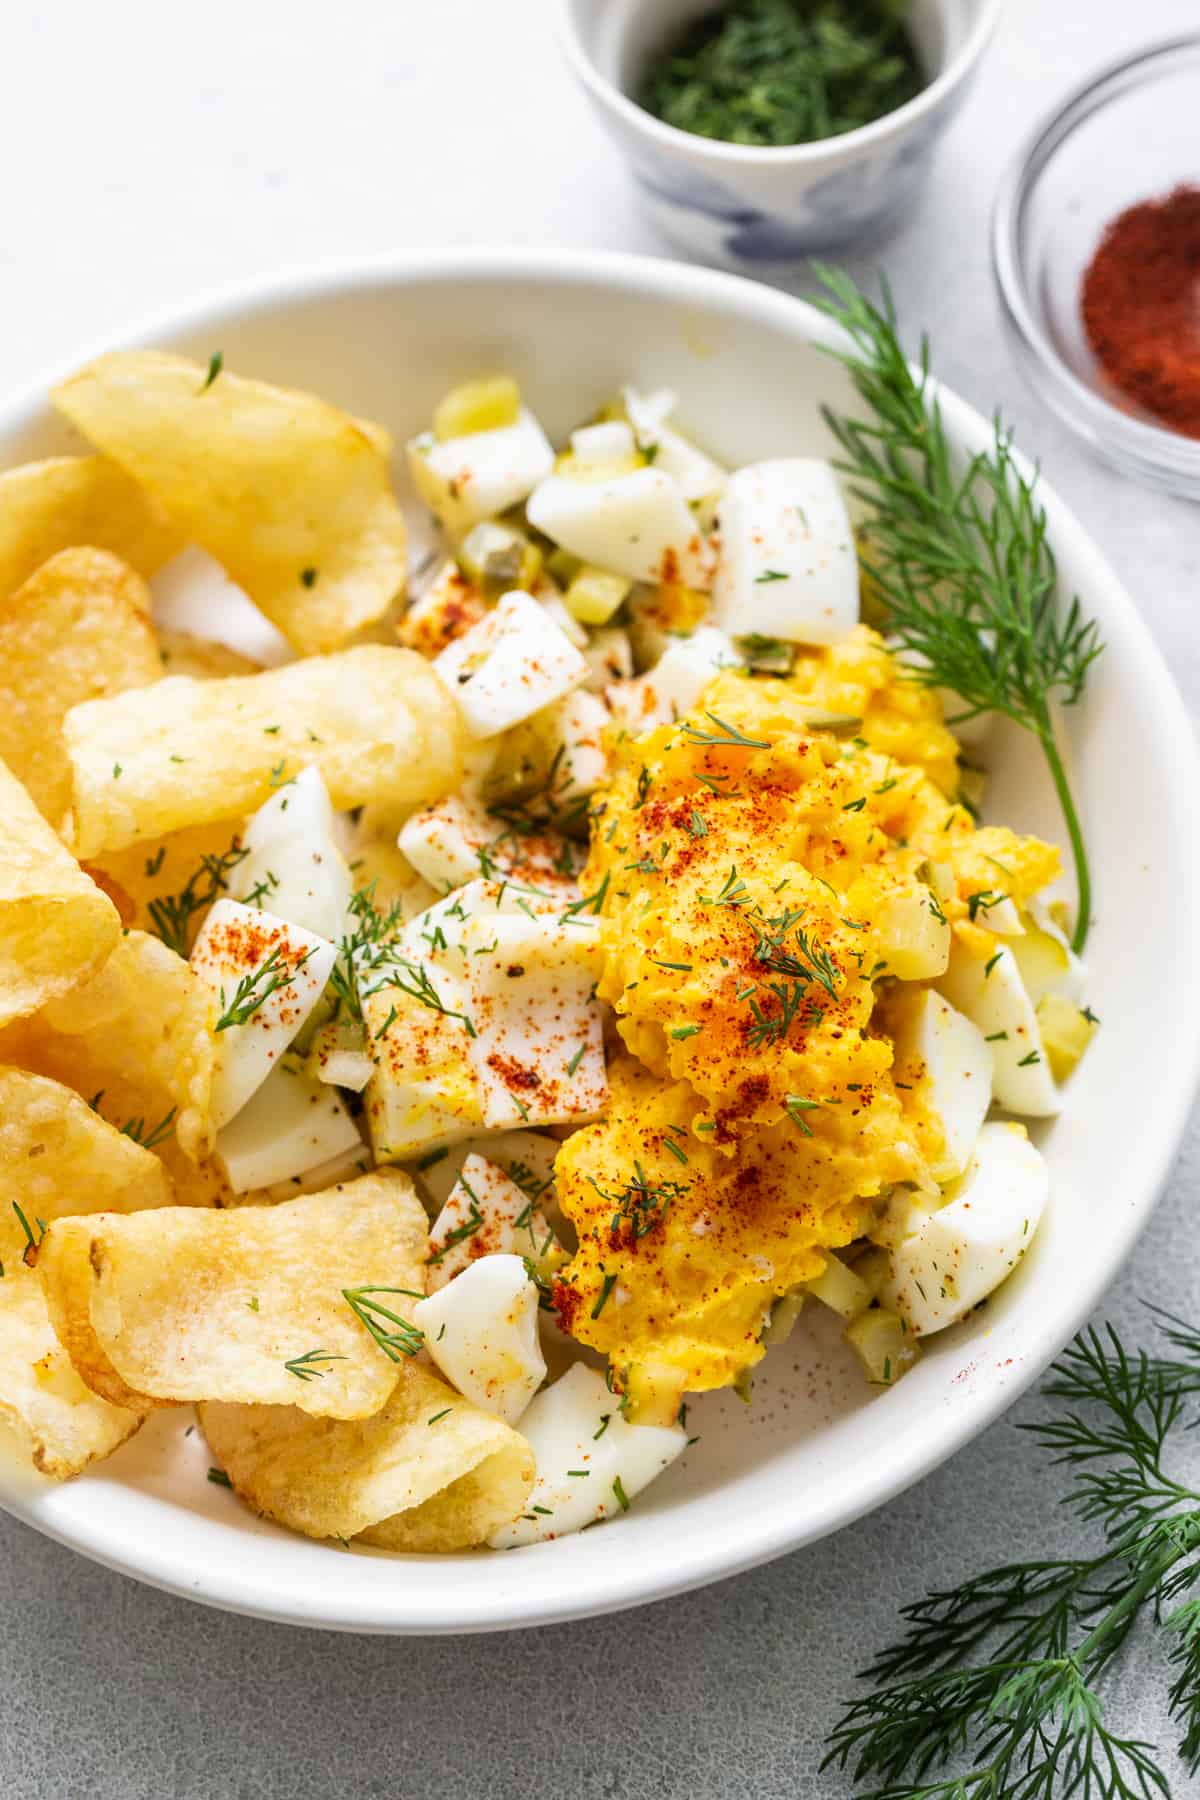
left=1081, top=185, right=1200, bottom=439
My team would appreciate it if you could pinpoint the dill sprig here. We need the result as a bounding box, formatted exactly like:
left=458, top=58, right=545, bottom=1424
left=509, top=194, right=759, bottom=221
left=587, top=1163, right=690, bottom=1246
left=283, top=1348, right=345, bottom=1382
left=146, top=840, right=247, bottom=956
left=812, top=267, right=1102, bottom=953
left=118, top=1107, right=177, bottom=1151
left=824, top=1307, right=1200, bottom=1799
left=215, top=943, right=314, bottom=1032
left=328, top=880, right=406, bottom=1026
left=342, top=1286, right=425, bottom=1362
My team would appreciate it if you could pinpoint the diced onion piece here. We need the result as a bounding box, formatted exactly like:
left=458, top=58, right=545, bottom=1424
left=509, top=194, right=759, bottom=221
left=306, top=1019, right=375, bottom=1093
left=407, top=409, right=554, bottom=537
left=844, top=1308, right=920, bottom=1385
left=191, top=898, right=337, bottom=1128
left=487, top=1363, right=686, bottom=1547
left=712, top=459, right=858, bottom=644
left=434, top=590, right=588, bottom=740
left=880, top=1121, right=1049, bottom=1334
left=232, top=765, right=351, bottom=943
left=433, top=376, right=520, bottom=442
left=413, top=1254, right=547, bottom=1427
left=214, top=1060, right=363, bottom=1193
left=527, top=467, right=714, bottom=588
left=937, top=942, right=1059, bottom=1117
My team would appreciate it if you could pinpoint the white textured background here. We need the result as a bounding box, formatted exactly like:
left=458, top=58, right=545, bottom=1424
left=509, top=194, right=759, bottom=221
left=2, top=2, right=1199, bottom=1795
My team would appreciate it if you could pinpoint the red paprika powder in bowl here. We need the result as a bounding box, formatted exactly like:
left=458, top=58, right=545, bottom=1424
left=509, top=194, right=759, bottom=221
left=992, top=37, right=1200, bottom=498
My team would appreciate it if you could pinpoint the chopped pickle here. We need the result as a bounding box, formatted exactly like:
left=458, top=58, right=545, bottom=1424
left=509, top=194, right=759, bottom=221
left=546, top=547, right=583, bottom=590
left=803, top=1253, right=873, bottom=1321
left=1036, top=992, right=1097, bottom=1082
left=760, top=1288, right=807, bottom=1346
left=456, top=521, right=542, bottom=597
left=737, top=633, right=794, bottom=675
left=845, top=1307, right=920, bottom=1385
left=433, top=375, right=520, bottom=441
left=553, top=448, right=644, bottom=484
left=564, top=565, right=632, bottom=627
left=848, top=1245, right=890, bottom=1300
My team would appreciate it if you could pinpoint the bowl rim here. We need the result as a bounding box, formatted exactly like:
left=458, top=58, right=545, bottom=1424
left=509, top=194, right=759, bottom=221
left=554, top=0, right=1006, bottom=167
left=2, top=245, right=1199, bottom=1634
left=992, top=34, right=1200, bottom=492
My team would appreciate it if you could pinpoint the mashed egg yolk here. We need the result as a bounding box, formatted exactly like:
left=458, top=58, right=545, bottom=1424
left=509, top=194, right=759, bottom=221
left=552, top=630, right=1060, bottom=1420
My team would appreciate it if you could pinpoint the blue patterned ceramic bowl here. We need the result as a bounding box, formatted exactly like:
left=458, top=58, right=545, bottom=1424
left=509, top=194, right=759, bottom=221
left=557, top=0, right=1003, bottom=266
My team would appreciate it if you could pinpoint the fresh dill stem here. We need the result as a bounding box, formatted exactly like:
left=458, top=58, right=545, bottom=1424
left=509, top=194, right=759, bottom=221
left=342, top=1287, right=425, bottom=1362
left=812, top=267, right=1102, bottom=954
left=118, top=1107, right=177, bottom=1151
left=283, top=1348, right=345, bottom=1382
left=146, top=841, right=248, bottom=956
left=824, top=1308, right=1200, bottom=1799
left=215, top=943, right=314, bottom=1032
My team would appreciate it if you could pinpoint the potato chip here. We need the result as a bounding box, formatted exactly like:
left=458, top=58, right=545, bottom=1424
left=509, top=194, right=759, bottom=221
left=155, top=629, right=262, bottom=680
left=53, top=352, right=408, bottom=655
left=36, top=1215, right=155, bottom=1409
left=0, top=1270, right=142, bottom=1476
left=0, top=455, right=180, bottom=602
left=0, top=548, right=162, bottom=824
left=0, top=1065, right=171, bottom=1267
left=39, top=1171, right=428, bottom=1417
left=0, top=758, right=120, bottom=1028
left=62, top=645, right=462, bottom=859
left=85, top=819, right=243, bottom=948
left=199, top=1362, right=533, bottom=1546
left=0, top=929, right=216, bottom=1163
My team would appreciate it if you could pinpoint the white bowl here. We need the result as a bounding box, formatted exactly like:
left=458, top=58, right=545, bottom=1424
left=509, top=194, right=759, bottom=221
left=556, top=0, right=1003, bottom=266
left=1, top=249, right=1197, bottom=1634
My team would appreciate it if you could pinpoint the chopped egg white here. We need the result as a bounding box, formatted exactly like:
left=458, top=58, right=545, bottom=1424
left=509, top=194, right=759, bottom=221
left=434, top=589, right=588, bottom=739
left=406, top=409, right=554, bottom=538
left=582, top=625, right=634, bottom=693
left=938, top=942, right=1060, bottom=1117
left=233, top=765, right=352, bottom=943
left=426, top=1152, right=561, bottom=1292
left=712, top=458, right=858, bottom=644
left=190, top=898, right=337, bottom=1128
left=527, top=466, right=714, bottom=588
left=606, top=625, right=737, bottom=733
left=570, top=421, right=637, bottom=466
left=360, top=881, right=607, bottom=1161
left=880, top=1121, right=1050, bottom=1334
left=399, top=792, right=580, bottom=892
left=488, top=1363, right=687, bottom=1547
left=213, top=1059, right=363, bottom=1193
left=416, top=1129, right=561, bottom=1214
left=892, top=989, right=994, bottom=1182
left=622, top=386, right=727, bottom=506
left=413, top=1254, right=547, bottom=1427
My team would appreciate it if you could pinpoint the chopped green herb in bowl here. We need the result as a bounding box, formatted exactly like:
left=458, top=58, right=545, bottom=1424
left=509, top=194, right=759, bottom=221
left=640, top=0, right=925, bottom=148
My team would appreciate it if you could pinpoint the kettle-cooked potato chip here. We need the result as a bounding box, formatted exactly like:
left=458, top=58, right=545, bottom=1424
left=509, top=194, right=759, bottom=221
left=156, top=629, right=262, bottom=681
left=85, top=820, right=243, bottom=949
left=4, top=929, right=216, bottom=1164
left=199, top=1362, right=533, bottom=1547
left=0, top=758, right=121, bottom=1028
left=35, top=1215, right=154, bottom=1409
left=38, top=1171, right=428, bottom=1418
left=62, top=645, right=461, bottom=859
left=0, top=1065, right=171, bottom=1267
left=53, top=352, right=408, bottom=655
left=0, top=1270, right=142, bottom=1477
left=0, top=454, right=180, bottom=602
left=0, top=548, right=162, bottom=824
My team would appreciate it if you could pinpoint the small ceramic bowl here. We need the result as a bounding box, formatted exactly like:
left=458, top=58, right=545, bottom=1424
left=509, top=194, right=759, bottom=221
left=556, top=0, right=1003, bottom=266
left=992, top=35, right=1200, bottom=499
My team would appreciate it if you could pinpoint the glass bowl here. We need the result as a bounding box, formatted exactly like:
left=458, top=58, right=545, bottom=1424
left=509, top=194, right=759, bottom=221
left=992, top=36, right=1200, bottom=498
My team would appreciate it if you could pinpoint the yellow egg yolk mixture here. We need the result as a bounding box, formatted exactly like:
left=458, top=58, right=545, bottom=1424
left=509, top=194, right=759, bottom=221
left=552, top=628, right=1060, bottom=1420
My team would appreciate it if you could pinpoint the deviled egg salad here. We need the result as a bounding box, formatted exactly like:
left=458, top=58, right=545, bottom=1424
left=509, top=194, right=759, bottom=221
left=215, top=376, right=1097, bottom=1545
